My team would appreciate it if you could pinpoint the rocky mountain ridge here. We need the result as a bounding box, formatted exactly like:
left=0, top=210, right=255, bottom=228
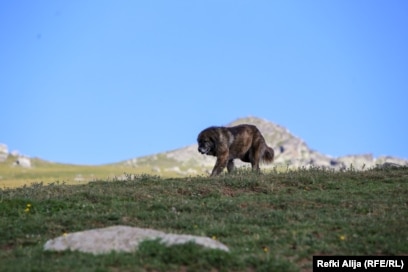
left=124, top=117, right=407, bottom=175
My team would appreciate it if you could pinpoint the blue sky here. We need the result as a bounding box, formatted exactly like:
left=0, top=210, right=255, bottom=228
left=1, top=1, right=407, bottom=165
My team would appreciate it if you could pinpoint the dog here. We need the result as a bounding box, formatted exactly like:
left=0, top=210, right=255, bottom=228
left=197, top=124, right=274, bottom=176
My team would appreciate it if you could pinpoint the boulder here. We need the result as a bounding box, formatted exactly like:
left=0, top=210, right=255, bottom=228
left=44, top=225, right=229, bottom=255
left=15, top=157, right=31, bottom=168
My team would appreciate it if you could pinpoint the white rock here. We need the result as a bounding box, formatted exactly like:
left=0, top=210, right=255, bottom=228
left=166, top=166, right=181, bottom=173
left=0, top=143, right=8, bottom=162
left=15, top=157, right=31, bottom=168
left=74, top=174, right=84, bottom=182
left=44, top=225, right=229, bottom=254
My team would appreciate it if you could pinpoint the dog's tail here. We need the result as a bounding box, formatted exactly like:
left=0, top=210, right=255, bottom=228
left=262, top=146, right=275, bottom=164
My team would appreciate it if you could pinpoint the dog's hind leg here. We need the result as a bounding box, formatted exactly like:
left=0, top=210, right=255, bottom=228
left=251, top=161, right=261, bottom=172
left=250, top=148, right=262, bottom=172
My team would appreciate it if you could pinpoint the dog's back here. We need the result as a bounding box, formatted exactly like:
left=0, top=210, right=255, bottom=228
left=228, top=124, right=274, bottom=164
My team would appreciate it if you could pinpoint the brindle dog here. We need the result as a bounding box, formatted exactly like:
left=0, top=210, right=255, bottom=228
left=197, top=124, right=274, bottom=176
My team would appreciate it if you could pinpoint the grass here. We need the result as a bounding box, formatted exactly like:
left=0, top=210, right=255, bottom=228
left=0, top=166, right=407, bottom=271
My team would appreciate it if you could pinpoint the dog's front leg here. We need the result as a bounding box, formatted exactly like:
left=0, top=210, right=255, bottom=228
left=227, top=159, right=235, bottom=173
left=211, top=153, right=229, bottom=176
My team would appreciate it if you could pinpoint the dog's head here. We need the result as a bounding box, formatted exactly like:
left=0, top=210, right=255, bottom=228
left=197, top=127, right=217, bottom=155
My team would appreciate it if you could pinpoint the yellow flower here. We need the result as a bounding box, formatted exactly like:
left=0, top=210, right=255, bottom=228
left=263, top=246, right=269, bottom=253
left=339, top=235, right=347, bottom=241
left=24, top=208, right=30, bottom=213
left=26, top=203, right=32, bottom=208
left=212, top=235, right=217, bottom=240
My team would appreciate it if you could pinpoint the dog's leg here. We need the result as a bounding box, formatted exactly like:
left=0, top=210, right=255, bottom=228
left=227, top=159, right=235, bottom=173
left=251, top=161, right=260, bottom=172
left=250, top=147, right=261, bottom=172
left=211, top=153, right=229, bottom=176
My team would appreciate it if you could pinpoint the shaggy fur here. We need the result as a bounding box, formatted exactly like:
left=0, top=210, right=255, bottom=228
left=197, top=124, right=274, bottom=176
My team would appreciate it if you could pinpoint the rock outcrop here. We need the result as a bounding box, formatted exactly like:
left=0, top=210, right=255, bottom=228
left=0, top=144, right=32, bottom=168
left=0, top=143, right=8, bottom=162
left=14, top=156, right=32, bottom=168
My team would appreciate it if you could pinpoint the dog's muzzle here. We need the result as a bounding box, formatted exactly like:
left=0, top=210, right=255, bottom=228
left=198, top=146, right=210, bottom=154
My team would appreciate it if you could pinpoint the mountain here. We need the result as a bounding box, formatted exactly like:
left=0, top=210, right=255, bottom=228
left=123, top=116, right=408, bottom=176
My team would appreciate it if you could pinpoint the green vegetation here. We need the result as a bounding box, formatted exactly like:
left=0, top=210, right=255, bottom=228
left=1, top=167, right=407, bottom=271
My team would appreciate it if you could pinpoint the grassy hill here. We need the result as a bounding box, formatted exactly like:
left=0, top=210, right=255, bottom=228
left=1, top=167, right=407, bottom=271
